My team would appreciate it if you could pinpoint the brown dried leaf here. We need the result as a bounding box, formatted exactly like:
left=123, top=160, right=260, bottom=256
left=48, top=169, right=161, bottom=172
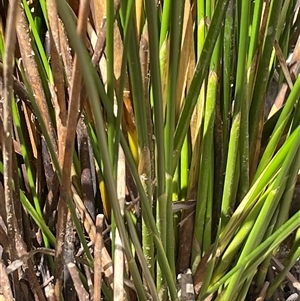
left=71, top=185, right=114, bottom=288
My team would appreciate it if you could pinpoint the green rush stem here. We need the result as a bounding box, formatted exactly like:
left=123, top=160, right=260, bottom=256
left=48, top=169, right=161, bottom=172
left=254, top=74, right=300, bottom=182
left=218, top=127, right=300, bottom=252
left=248, top=0, right=263, bottom=66
left=206, top=0, right=212, bottom=19
left=173, top=0, right=231, bottom=176
left=125, top=211, right=159, bottom=301
left=144, top=0, right=167, bottom=296
left=193, top=29, right=220, bottom=263
left=164, top=0, right=184, bottom=277
left=203, top=210, right=300, bottom=299
left=22, top=0, right=53, bottom=82
left=120, top=133, right=178, bottom=300
left=213, top=195, right=266, bottom=284
left=247, top=0, right=264, bottom=106
left=144, top=0, right=165, bottom=203
left=273, top=146, right=300, bottom=232
left=119, top=0, right=155, bottom=279
left=55, top=2, right=148, bottom=299
left=197, top=0, right=205, bottom=57
left=236, top=0, right=250, bottom=200
left=235, top=271, right=256, bottom=301
left=193, top=70, right=217, bottom=263
left=18, top=190, right=56, bottom=246
left=120, top=131, right=180, bottom=300
left=249, top=0, right=283, bottom=170
left=0, top=33, right=4, bottom=56
left=222, top=134, right=299, bottom=300
left=106, top=0, right=115, bottom=167
left=12, top=99, right=50, bottom=249
left=220, top=112, right=240, bottom=228
left=222, top=0, right=234, bottom=153
left=276, top=0, right=293, bottom=41
left=288, top=228, right=300, bottom=266
left=180, top=137, right=189, bottom=201
left=89, top=3, right=166, bottom=285
left=106, top=0, right=116, bottom=260
left=201, top=1, right=221, bottom=249
left=197, top=222, right=221, bottom=300
left=255, top=208, right=279, bottom=286
left=221, top=0, right=251, bottom=226
left=159, top=0, right=171, bottom=48
left=203, top=156, right=213, bottom=252
left=127, top=20, right=148, bottom=147
left=37, top=0, right=49, bottom=28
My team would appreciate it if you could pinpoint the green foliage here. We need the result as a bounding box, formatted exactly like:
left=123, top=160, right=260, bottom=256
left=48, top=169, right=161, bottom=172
left=0, top=0, right=299, bottom=300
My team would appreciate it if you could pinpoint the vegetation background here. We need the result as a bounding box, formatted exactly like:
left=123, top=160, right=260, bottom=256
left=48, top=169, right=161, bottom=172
left=0, top=0, right=300, bottom=300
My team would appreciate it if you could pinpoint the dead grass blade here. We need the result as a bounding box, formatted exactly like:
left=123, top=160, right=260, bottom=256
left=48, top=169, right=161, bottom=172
left=46, top=0, right=67, bottom=165
left=16, top=5, right=58, bottom=156
left=77, top=118, right=96, bottom=220
left=90, top=0, right=105, bottom=33
left=274, top=40, right=294, bottom=90
left=67, top=263, right=89, bottom=301
left=135, top=0, right=143, bottom=37
left=71, top=184, right=114, bottom=287
left=53, top=0, right=90, bottom=298
left=176, top=2, right=204, bottom=274
left=268, top=35, right=300, bottom=119
left=288, top=35, right=300, bottom=79
left=94, top=214, right=104, bottom=301
left=176, top=0, right=196, bottom=119
left=6, top=248, right=55, bottom=274
left=2, top=1, right=20, bottom=299
left=0, top=260, right=14, bottom=301
left=114, top=145, right=127, bottom=300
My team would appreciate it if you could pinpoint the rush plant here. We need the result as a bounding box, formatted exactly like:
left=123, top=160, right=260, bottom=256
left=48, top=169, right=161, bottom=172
left=0, top=0, right=299, bottom=300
